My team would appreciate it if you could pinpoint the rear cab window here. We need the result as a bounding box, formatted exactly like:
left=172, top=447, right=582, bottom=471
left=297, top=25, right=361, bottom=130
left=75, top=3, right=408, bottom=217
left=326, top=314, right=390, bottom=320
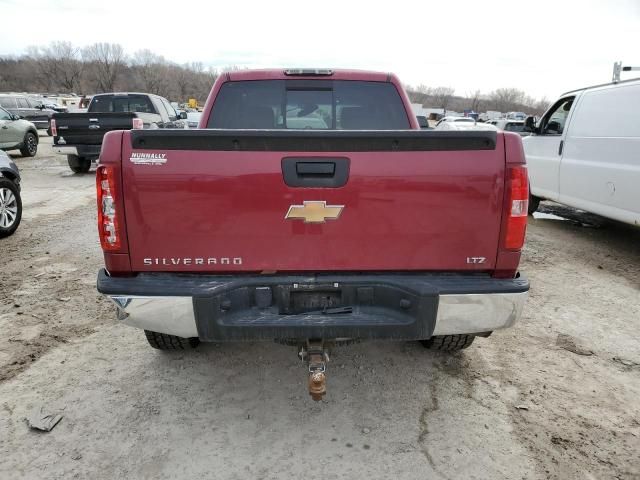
left=159, top=98, right=177, bottom=120
left=207, top=80, right=410, bottom=129
left=89, top=95, right=156, bottom=114
left=28, top=98, right=43, bottom=108
left=0, top=97, right=17, bottom=109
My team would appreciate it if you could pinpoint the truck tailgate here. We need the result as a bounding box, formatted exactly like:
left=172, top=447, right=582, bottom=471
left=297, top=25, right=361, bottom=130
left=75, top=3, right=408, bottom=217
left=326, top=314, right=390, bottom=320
left=120, top=130, right=506, bottom=272
left=53, top=112, right=136, bottom=145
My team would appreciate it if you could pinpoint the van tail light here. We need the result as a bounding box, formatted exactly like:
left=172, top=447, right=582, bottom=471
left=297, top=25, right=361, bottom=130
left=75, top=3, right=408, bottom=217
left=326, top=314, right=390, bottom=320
left=50, top=119, right=57, bottom=136
left=132, top=117, right=144, bottom=129
left=504, top=166, right=529, bottom=250
left=96, top=166, right=121, bottom=251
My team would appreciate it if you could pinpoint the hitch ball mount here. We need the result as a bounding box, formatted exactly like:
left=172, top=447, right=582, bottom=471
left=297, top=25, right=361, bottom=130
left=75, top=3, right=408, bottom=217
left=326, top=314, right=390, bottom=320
left=299, top=340, right=329, bottom=401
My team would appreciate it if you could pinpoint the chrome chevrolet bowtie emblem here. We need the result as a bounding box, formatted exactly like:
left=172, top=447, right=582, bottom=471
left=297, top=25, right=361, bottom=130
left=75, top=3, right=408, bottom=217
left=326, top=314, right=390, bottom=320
left=285, top=201, right=344, bottom=223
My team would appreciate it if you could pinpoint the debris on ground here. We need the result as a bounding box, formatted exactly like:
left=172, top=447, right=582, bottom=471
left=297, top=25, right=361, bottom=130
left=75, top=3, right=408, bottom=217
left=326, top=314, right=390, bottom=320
left=515, top=405, right=530, bottom=411
left=556, top=334, right=594, bottom=356
left=26, top=405, right=63, bottom=432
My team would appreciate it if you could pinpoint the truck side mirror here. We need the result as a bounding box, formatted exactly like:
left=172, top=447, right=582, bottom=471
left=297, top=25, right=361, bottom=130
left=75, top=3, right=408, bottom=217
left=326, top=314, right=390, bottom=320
left=416, top=116, right=429, bottom=129
left=179, top=111, right=188, bottom=120
left=524, top=116, right=537, bottom=133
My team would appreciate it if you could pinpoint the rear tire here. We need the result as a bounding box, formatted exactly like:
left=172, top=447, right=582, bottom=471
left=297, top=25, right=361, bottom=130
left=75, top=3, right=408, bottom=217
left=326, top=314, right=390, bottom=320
left=421, top=334, right=475, bottom=352
left=68, top=155, right=91, bottom=174
left=528, top=193, right=540, bottom=215
left=19, top=132, right=38, bottom=157
left=144, top=330, right=200, bottom=350
left=0, top=178, right=22, bottom=238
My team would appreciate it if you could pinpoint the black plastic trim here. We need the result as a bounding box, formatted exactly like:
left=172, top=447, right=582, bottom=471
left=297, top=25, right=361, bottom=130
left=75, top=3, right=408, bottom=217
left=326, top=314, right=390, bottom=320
left=130, top=129, right=497, bottom=152
left=97, top=270, right=528, bottom=297
left=282, top=157, right=349, bottom=188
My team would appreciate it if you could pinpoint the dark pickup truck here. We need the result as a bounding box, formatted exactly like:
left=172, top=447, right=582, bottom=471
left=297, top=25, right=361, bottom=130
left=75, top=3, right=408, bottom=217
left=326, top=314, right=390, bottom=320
left=51, top=92, right=187, bottom=173
left=96, top=69, right=530, bottom=400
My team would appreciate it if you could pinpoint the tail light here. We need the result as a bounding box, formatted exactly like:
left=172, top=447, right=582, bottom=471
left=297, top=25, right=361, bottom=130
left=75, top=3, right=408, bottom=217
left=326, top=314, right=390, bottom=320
left=50, top=119, right=57, bottom=136
left=132, top=117, right=144, bottom=129
left=504, top=166, right=529, bottom=250
left=96, top=166, right=121, bottom=251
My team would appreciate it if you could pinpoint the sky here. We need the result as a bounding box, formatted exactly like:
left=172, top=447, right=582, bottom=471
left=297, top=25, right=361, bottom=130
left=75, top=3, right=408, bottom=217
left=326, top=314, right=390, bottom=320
left=1, top=0, right=639, bottom=100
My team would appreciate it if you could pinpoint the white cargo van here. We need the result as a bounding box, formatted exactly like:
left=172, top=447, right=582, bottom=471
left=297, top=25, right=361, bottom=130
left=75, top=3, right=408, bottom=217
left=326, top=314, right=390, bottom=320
left=523, top=78, right=640, bottom=226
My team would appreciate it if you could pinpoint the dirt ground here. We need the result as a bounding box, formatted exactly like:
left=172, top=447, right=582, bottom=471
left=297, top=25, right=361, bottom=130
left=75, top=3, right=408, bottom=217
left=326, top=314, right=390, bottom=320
left=0, top=134, right=639, bottom=480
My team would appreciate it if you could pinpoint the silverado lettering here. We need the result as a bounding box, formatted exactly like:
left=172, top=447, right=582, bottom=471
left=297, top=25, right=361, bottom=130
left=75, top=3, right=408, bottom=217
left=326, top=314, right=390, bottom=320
left=96, top=69, right=530, bottom=401
left=143, top=257, right=243, bottom=266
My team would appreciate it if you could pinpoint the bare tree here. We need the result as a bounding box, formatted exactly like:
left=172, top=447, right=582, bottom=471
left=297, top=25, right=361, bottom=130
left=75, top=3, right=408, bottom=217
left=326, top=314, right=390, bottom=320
left=0, top=56, right=41, bottom=91
left=488, top=88, right=526, bottom=112
left=169, top=65, right=192, bottom=100
left=467, top=89, right=482, bottom=112
left=46, top=42, right=83, bottom=92
left=431, top=86, right=455, bottom=110
left=535, top=97, right=551, bottom=115
left=25, top=46, right=57, bottom=91
left=415, top=84, right=432, bottom=96
left=82, top=43, right=126, bottom=92
left=0, top=42, right=555, bottom=111
left=132, top=49, right=167, bottom=95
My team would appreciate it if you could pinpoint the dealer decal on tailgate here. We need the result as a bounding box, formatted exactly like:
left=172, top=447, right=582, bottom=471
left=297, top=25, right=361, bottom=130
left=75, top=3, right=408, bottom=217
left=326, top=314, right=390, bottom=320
left=129, top=152, right=167, bottom=165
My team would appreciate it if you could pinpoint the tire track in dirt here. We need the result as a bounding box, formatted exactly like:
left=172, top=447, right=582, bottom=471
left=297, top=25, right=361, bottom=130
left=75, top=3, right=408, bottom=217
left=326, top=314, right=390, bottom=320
left=0, top=193, right=113, bottom=383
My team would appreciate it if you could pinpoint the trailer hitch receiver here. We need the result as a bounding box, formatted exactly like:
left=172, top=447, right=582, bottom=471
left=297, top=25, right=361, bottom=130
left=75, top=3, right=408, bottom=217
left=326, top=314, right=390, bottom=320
left=299, top=340, right=329, bottom=401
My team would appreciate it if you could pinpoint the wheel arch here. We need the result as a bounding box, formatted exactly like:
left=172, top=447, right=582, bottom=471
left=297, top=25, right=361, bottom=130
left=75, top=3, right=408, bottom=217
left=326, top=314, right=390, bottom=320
left=0, top=168, right=19, bottom=183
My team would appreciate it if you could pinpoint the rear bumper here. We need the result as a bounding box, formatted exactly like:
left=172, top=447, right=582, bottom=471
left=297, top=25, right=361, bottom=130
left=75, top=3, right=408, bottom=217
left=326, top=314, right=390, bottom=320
left=53, top=144, right=101, bottom=158
left=97, top=270, right=529, bottom=341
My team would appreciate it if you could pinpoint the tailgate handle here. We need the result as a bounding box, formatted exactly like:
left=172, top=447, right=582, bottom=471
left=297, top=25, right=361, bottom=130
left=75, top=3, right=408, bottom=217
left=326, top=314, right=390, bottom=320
left=282, top=157, right=350, bottom=188
left=296, top=162, right=335, bottom=176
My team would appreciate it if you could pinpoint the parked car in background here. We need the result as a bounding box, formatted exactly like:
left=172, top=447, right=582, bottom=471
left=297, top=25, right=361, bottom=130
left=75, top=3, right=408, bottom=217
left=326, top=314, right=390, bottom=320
left=506, top=112, right=527, bottom=120
left=0, top=94, right=54, bottom=131
left=186, top=111, right=202, bottom=129
left=434, top=116, right=475, bottom=127
left=51, top=92, right=188, bottom=173
left=0, top=149, right=22, bottom=238
left=523, top=78, right=640, bottom=225
left=435, top=120, right=498, bottom=131
left=38, top=99, right=68, bottom=113
left=0, top=106, right=38, bottom=157
left=487, top=119, right=530, bottom=136
left=416, top=115, right=433, bottom=129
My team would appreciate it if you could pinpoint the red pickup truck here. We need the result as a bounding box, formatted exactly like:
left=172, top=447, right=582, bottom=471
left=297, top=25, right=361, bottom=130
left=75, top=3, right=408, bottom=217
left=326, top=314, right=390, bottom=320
left=96, top=69, right=529, bottom=399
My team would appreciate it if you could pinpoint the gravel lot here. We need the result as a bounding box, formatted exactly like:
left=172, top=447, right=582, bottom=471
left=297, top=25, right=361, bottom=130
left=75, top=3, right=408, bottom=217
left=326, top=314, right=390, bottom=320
left=1, top=134, right=639, bottom=479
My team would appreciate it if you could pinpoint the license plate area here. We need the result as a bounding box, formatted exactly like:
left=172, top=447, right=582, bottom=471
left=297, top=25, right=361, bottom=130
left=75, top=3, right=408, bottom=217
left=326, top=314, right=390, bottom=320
left=281, top=284, right=343, bottom=314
